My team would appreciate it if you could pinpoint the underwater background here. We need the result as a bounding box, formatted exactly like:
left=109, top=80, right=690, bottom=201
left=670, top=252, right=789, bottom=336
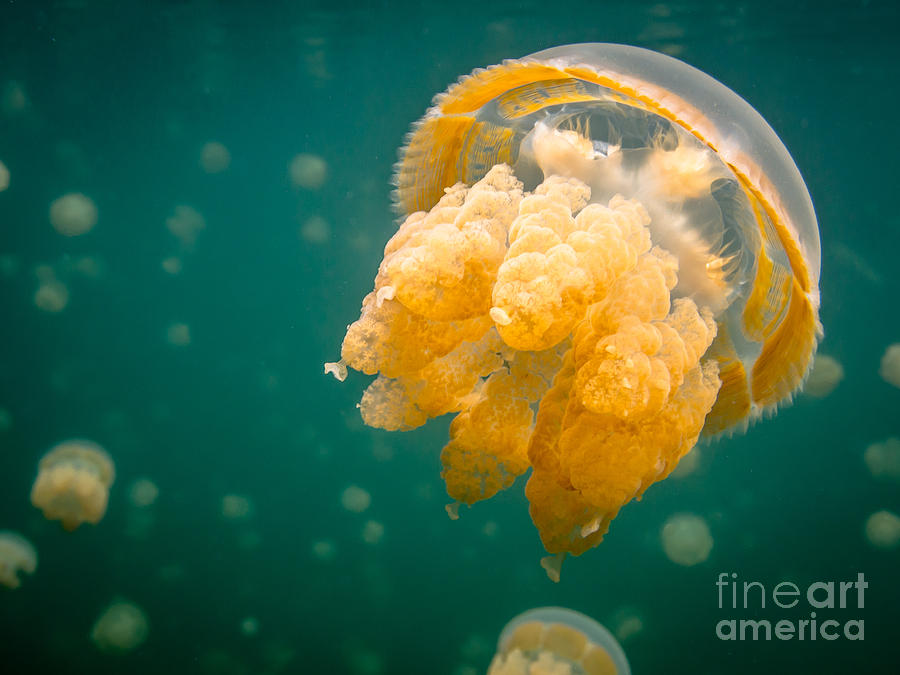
left=1, top=0, right=898, bottom=673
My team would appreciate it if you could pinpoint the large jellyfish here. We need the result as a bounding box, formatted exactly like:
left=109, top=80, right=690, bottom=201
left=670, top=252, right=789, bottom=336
left=30, top=439, right=115, bottom=531
left=488, top=607, right=629, bottom=675
left=0, top=531, right=37, bottom=589
left=326, top=44, right=820, bottom=571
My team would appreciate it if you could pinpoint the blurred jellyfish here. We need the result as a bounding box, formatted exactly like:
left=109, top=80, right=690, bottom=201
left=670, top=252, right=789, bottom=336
left=864, top=437, right=900, bottom=481
left=0, top=159, right=9, bottom=191
left=240, top=616, right=259, bottom=637
left=71, top=255, right=104, bottom=280
left=128, top=478, right=159, bottom=508
left=33, top=264, right=69, bottom=313
left=0, top=407, right=12, bottom=432
left=166, top=205, right=206, bottom=249
left=361, top=520, right=384, bottom=545
left=1, top=80, right=28, bottom=114
left=166, top=322, right=192, bottom=347
left=221, top=494, right=253, bottom=520
left=864, top=510, right=900, bottom=550
left=300, top=215, right=330, bottom=244
left=31, top=439, right=115, bottom=531
left=200, top=141, right=231, bottom=173
left=341, top=485, right=371, bottom=513
left=669, top=446, right=701, bottom=478
left=803, top=354, right=844, bottom=398
left=0, top=254, right=19, bottom=277
left=661, top=513, right=713, bottom=566
left=0, top=531, right=37, bottom=589
left=90, top=599, right=149, bottom=652
left=488, top=607, right=630, bottom=675
left=311, top=539, right=336, bottom=561
left=880, top=344, right=900, bottom=389
left=49, top=192, right=98, bottom=236
left=609, top=607, right=644, bottom=643
left=482, top=520, right=499, bottom=538
left=161, top=256, right=182, bottom=275
left=289, top=153, right=328, bottom=189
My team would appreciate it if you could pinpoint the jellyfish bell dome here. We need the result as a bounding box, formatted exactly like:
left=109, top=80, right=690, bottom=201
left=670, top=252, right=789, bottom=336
left=489, top=607, right=630, bottom=675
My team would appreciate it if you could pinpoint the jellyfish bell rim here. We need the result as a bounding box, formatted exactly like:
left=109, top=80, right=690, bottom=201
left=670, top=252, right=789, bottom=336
left=524, top=42, right=820, bottom=290
left=497, top=606, right=631, bottom=675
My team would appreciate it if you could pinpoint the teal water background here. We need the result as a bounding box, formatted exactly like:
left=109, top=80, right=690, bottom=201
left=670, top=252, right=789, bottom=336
left=1, top=1, right=899, bottom=673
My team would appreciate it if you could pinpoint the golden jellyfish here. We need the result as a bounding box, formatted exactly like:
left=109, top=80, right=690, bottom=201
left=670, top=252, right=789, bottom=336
left=200, top=141, right=231, bottom=174
left=33, top=264, right=69, bottom=313
left=31, top=439, right=115, bottom=531
left=289, top=153, right=328, bottom=189
left=488, top=607, right=630, bottom=675
left=326, top=44, right=820, bottom=574
left=0, top=531, right=37, bottom=589
left=341, top=485, right=371, bottom=513
left=128, top=477, right=159, bottom=507
left=90, top=599, right=149, bottom=652
left=864, top=510, right=900, bottom=550
left=880, top=343, right=900, bottom=389
left=803, top=353, right=843, bottom=398
left=0, top=159, right=9, bottom=191
left=660, top=512, right=713, bottom=566
left=49, top=192, right=98, bottom=236
left=166, top=205, right=206, bottom=249
left=864, top=437, right=900, bottom=482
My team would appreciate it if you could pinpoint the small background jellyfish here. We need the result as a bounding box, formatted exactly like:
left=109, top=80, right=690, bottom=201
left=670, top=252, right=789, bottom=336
left=30, top=439, right=115, bottom=531
left=0, top=531, right=37, bottom=589
left=488, top=607, right=630, bottom=675
left=49, top=192, right=98, bottom=236
left=660, top=513, right=713, bottom=566
left=90, top=599, right=149, bottom=653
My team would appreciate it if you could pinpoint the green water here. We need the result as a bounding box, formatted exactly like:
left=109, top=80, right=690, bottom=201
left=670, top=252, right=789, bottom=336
left=1, top=1, right=898, bottom=673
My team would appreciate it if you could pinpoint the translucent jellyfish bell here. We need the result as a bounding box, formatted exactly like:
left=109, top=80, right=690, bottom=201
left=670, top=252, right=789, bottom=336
left=488, top=607, right=630, bottom=675
left=328, top=43, right=820, bottom=569
left=30, top=439, right=115, bottom=531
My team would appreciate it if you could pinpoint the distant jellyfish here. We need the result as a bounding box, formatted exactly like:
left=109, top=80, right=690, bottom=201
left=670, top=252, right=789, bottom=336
left=880, top=343, right=900, bottom=389
left=31, top=439, right=115, bottom=531
left=661, top=513, right=713, bottom=566
left=362, top=520, right=384, bottom=545
left=166, top=322, right=191, bottom=347
left=864, top=437, right=900, bottom=482
left=0, top=159, right=9, bottom=191
left=166, top=205, right=206, bottom=249
left=311, top=539, right=337, bottom=561
left=90, top=599, right=149, bottom=652
left=161, top=256, right=182, bottom=275
left=128, top=478, right=159, bottom=508
left=803, top=354, right=844, bottom=398
left=33, top=265, right=69, bottom=313
left=289, top=153, right=328, bottom=189
left=341, top=485, right=371, bottom=513
left=864, top=510, right=900, bottom=550
left=240, top=616, right=259, bottom=637
left=0, top=531, right=37, bottom=589
left=1, top=80, right=28, bottom=114
left=49, top=192, right=98, bottom=236
left=0, top=407, right=11, bottom=432
left=221, top=494, right=253, bottom=520
left=609, top=607, right=644, bottom=643
left=200, top=141, right=231, bottom=174
left=488, top=607, right=630, bottom=675
left=300, top=215, right=330, bottom=244
left=669, top=446, right=701, bottom=478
